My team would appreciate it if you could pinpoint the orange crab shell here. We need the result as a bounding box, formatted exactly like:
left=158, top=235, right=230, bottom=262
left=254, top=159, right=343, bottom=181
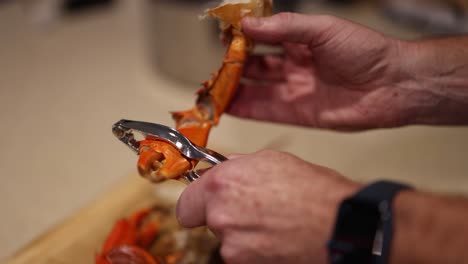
left=95, top=209, right=160, bottom=264
left=137, top=138, right=192, bottom=182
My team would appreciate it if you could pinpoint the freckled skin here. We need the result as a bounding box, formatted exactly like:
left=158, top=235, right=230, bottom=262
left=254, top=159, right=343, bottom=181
left=177, top=150, right=359, bottom=264
left=226, top=14, right=407, bottom=130
left=228, top=13, right=468, bottom=130
left=177, top=152, right=468, bottom=264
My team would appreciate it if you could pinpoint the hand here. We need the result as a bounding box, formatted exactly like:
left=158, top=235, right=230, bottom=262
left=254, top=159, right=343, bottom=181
left=176, top=150, right=360, bottom=264
left=229, top=13, right=412, bottom=130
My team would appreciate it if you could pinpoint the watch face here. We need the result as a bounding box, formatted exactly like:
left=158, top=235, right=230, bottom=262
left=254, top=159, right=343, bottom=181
left=337, top=199, right=380, bottom=243
left=328, top=199, right=381, bottom=263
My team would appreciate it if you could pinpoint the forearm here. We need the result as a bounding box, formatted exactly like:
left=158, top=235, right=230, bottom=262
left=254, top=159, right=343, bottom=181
left=391, top=190, right=468, bottom=263
left=398, top=36, right=468, bottom=125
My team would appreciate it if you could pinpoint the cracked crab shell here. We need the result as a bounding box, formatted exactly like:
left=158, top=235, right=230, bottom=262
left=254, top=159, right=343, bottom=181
left=205, top=0, right=273, bottom=28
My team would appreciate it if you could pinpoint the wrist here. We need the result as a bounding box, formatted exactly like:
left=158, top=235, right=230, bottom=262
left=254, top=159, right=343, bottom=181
left=326, top=180, right=362, bottom=236
left=328, top=181, right=412, bottom=264
left=388, top=190, right=422, bottom=264
left=391, top=190, right=468, bottom=264
left=369, top=39, right=431, bottom=128
left=321, top=180, right=362, bottom=262
left=394, top=38, right=468, bottom=126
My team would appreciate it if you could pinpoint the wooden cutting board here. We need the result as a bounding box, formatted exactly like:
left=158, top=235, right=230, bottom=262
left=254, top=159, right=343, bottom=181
left=3, top=175, right=187, bottom=264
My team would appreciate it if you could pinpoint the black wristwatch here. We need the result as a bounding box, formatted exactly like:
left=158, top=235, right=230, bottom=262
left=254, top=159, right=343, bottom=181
left=327, top=181, right=412, bottom=264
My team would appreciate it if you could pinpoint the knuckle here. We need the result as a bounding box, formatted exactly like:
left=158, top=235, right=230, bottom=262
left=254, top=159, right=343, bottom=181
left=255, top=149, right=287, bottom=160
left=317, top=14, right=343, bottom=32
left=318, top=14, right=337, bottom=25
left=204, top=162, right=244, bottom=193
left=255, top=148, right=278, bottom=156
left=255, top=149, right=301, bottom=165
left=312, top=15, right=343, bottom=47
left=274, top=12, right=296, bottom=31
left=207, top=211, right=232, bottom=233
left=275, top=12, right=295, bottom=23
left=205, top=169, right=229, bottom=193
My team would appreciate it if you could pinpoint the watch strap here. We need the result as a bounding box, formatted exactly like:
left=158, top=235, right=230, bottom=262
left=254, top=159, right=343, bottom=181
left=352, top=181, right=412, bottom=264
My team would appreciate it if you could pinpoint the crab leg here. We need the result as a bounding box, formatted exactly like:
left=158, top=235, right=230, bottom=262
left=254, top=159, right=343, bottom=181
left=137, top=29, right=248, bottom=182
left=173, top=29, right=248, bottom=146
left=137, top=0, right=273, bottom=182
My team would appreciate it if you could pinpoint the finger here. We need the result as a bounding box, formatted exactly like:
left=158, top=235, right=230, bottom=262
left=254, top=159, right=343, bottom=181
left=227, top=83, right=298, bottom=124
left=283, top=43, right=313, bottom=66
left=176, top=177, right=208, bottom=228
left=241, top=13, right=336, bottom=45
left=243, top=54, right=286, bottom=82
left=176, top=151, right=244, bottom=228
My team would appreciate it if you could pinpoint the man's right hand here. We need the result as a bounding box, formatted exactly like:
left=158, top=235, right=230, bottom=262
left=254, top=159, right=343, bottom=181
left=229, top=13, right=468, bottom=130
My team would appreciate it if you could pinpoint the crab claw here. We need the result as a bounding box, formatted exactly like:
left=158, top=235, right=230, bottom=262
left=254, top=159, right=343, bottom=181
left=137, top=139, right=191, bottom=182
left=96, top=209, right=160, bottom=264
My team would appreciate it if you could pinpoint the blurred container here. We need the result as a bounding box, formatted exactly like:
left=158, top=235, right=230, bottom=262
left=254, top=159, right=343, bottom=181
left=20, top=0, right=63, bottom=27
left=145, top=0, right=225, bottom=85
left=274, top=0, right=301, bottom=12
left=144, top=0, right=302, bottom=85
left=63, top=0, right=114, bottom=13
left=381, top=0, right=468, bottom=34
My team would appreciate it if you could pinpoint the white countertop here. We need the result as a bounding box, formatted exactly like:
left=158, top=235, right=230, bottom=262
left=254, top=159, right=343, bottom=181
left=1, top=0, right=468, bottom=260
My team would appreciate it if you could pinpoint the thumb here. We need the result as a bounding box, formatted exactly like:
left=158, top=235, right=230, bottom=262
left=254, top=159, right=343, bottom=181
left=241, top=12, right=336, bottom=45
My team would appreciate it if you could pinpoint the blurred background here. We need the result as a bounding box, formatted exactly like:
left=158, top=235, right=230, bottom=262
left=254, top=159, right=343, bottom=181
left=1, top=0, right=468, bottom=261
